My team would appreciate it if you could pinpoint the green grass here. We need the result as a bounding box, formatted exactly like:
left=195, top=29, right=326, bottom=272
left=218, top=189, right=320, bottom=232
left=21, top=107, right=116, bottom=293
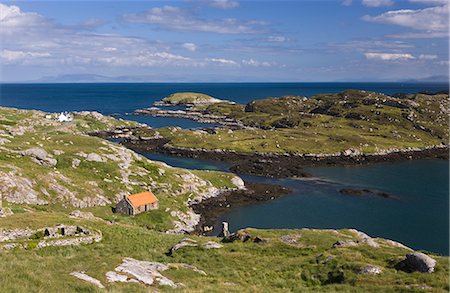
left=0, top=213, right=448, bottom=292
left=160, top=91, right=448, bottom=155
left=0, top=107, right=239, bottom=232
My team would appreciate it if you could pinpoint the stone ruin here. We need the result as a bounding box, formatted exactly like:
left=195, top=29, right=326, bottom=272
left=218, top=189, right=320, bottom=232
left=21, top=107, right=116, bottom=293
left=0, top=224, right=102, bottom=250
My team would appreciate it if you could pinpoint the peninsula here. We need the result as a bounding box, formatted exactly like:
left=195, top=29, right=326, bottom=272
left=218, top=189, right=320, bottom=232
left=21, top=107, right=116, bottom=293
left=131, top=90, right=449, bottom=177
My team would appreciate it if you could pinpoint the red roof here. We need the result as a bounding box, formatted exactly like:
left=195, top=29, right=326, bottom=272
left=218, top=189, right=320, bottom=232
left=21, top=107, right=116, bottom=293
left=127, top=191, right=158, bottom=208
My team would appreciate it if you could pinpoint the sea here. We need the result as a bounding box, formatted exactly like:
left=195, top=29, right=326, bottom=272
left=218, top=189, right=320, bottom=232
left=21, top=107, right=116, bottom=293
left=1, top=82, right=448, bottom=255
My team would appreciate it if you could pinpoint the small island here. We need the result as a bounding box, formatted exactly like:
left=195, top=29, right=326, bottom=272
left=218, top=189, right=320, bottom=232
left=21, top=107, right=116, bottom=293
left=154, top=92, right=232, bottom=107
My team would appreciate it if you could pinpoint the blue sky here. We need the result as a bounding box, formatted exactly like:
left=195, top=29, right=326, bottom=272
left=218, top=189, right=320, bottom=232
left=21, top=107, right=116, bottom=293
left=0, top=0, right=448, bottom=82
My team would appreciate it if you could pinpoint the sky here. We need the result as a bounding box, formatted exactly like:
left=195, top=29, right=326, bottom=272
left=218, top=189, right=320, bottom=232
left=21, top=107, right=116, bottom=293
left=0, top=0, right=448, bottom=82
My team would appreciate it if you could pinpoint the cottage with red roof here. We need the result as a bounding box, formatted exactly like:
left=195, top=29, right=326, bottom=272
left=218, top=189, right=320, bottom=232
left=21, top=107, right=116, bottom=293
left=115, top=191, right=159, bottom=216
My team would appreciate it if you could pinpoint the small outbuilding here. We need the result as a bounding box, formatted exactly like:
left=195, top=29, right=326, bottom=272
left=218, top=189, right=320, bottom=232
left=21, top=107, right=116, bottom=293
left=115, top=191, right=159, bottom=216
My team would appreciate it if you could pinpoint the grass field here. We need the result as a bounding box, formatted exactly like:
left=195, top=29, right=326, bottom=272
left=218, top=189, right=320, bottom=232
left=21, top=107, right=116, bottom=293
left=0, top=211, right=448, bottom=293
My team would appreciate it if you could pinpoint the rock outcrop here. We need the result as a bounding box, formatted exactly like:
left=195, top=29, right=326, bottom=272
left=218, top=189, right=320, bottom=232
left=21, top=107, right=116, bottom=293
left=20, top=148, right=57, bottom=167
left=357, top=265, right=382, bottom=275
left=403, top=252, right=437, bottom=273
left=110, top=258, right=177, bottom=288
left=70, top=272, right=105, bottom=289
left=167, top=238, right=198, bottom=256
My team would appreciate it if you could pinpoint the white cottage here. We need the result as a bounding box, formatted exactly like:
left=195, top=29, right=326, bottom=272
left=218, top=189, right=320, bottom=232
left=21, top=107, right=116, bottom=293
left=57, top=113, right=73, bottom=122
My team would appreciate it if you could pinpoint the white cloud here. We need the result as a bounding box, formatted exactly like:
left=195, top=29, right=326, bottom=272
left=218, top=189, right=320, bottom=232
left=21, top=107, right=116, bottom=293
left=103, top=47, right=117, bottom=52
left=342, top=0, right=353, bottom=6
left=409, top=0, right=448, bottom=4
left=0, top=3, right=50, bottom=34
left=182, top=42, right=197, bottom=51
left=364, top=52, right=441, bottom=62
left=437, top=60, right=450, bottom=65
left=209, top=0, right=240, bottom=9
left=78, top=18, right=106, bottom=30
left=205, top=58, right=239, bottom=65
left=123, top=5, right=267, bottom=34
left=267, top=36, right=288, bottom=42
left=362, top=0, right=393, bottom=7
left=242, top=58, right=274, bottom=67
left=418, top=54, right=438, bottom=60
left=0, top=49, right=50, bottom=62
left=387, top=31, right=449, bottom=38
left=364, top=52, right=416, bottom=60
left=362, top=5, right=449, bottom=37
left=0, top=4, right=200, bottom=68
left=328, top=40, right=414, bottom=53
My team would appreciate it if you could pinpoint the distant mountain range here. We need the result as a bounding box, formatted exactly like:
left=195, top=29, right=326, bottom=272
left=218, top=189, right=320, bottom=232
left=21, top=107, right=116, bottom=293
left=32, top=74, right=152, bottom=83
left=7, top=73, right=450, bottom=83
left=401, top=75, right=449, bottom=83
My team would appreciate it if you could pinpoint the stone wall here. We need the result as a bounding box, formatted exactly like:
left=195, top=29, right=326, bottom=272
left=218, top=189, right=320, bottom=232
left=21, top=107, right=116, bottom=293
left=115, top=198, right=133, bottom=215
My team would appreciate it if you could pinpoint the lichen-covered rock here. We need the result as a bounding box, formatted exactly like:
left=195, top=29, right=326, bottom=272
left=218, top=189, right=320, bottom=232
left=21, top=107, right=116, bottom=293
left=332, top=240, right=358, bottom=248
left=349, top=229, right=380, bottom=247
left=0, top=228, right=34, bottom=242
left=0, top=171, right=48, bottom=205
left=231, top=176, right=246, bottom=189
left=383, top=239, right=413, bottom=251
left=357, top=265, right=382, bottom=275
left=203, top=241, right=223, bottom=249
left=114, top=258, right=176, bottom=288
left=167, top=238, right=198, bottom=255
left=280, top=234, right=302, bottom=245
left=106, top=271, right=138, bottom=283
left=86, top=153, right=106, bottom=162
left=404, top=252, right=437, bottom=273
left=70, top=272, right=105, bottom=289
left=71, top=158, right=81, bottom=168
left=68, top=210, right=97, bottom=220
left=20, top=148, right=57, bottom=167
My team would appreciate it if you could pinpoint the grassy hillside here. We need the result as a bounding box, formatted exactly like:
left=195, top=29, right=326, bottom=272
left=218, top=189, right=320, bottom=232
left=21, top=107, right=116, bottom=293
left=0, top=106, right=448, bottom=292
left=0, top=107, right=240, bottom=232
left=159, top=90, right=448, bottom=154
left=0, top=211, right=448, bottom=292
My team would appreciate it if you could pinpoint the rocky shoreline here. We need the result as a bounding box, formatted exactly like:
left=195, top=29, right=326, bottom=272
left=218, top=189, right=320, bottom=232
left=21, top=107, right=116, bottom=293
left=133, top=108, right=247, bottom=128
left=122, top=138, right=449, bottom=178
left=190, top=181, right=291, bottom=235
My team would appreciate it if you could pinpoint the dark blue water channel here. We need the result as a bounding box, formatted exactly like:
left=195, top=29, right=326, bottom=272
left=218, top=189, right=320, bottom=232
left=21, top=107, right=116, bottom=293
left=143, top=152, right=449, bottom=255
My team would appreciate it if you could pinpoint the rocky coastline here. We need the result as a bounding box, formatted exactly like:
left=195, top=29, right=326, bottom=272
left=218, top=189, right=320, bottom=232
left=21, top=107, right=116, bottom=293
left=133, top=107, right=247, bottom=128
left=190, top=181, right=291, bottom=235
left=122, top=138, right=449, bottom=178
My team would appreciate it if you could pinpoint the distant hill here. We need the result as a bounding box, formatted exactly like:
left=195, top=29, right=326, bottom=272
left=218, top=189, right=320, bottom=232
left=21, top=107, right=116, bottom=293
left=32, top=74, right=150, bottom=83
left=402, top=75, right=449, bottom=83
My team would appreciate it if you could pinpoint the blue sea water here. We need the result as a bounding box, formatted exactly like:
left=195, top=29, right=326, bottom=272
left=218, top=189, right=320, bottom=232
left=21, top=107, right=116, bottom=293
left=1, top=82, right=448, bottom=114
left=1, top=82, right=448, bottom=254
left=142, top=152, right=449, bottom=255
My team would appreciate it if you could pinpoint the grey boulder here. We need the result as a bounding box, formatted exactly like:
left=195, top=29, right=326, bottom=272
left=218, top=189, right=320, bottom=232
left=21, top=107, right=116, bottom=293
left=404, top=252, right=436, bottom=273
